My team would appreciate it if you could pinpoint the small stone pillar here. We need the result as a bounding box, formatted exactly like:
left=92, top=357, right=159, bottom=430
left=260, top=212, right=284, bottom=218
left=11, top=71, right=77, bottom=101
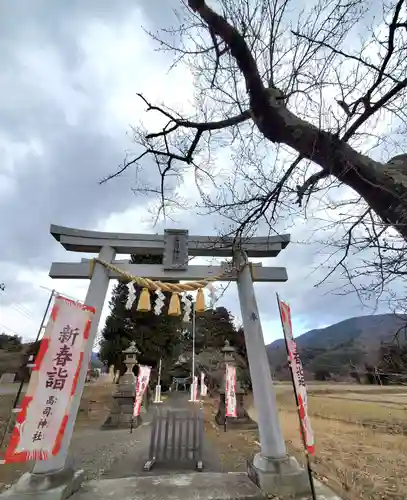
left=215, top=340, right=257, bottom=429
left=109, top=364, right=115, bottom=382
left=102, top=341, right=141, bottom=429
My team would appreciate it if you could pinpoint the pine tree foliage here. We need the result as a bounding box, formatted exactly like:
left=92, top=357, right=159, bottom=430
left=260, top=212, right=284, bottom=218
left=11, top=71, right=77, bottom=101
left=184, top=306, right=242, bottom=350
left=99, top=253, right=250, bottom=385
left=99, top=254, right=184, bottom=374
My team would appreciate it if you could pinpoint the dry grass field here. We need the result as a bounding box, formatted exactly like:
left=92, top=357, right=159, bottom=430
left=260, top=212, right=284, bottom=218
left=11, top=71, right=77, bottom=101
left=203, top=383, right=407, bottom=500
left=0, top=381, right=406, bottom=499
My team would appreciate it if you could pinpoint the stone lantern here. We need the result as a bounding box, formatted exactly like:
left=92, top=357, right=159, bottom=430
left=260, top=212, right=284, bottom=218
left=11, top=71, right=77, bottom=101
left=102, top=341, right=141, bottom=430
left=121, top=341, right=140, bottom=384
left=215, top=340, right=257, bottom=429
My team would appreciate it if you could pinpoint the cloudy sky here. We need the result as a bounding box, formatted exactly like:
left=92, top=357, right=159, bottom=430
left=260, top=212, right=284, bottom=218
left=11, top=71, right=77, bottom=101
left=0, top=0, right=398, bottom=348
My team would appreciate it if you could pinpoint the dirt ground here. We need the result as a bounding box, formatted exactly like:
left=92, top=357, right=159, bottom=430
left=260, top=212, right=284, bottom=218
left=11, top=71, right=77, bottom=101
left=1, top=381, right=406, bottom=499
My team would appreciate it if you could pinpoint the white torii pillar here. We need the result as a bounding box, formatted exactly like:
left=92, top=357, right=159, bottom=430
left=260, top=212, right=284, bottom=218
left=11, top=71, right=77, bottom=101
left=235, top=251, right=308, bottom=495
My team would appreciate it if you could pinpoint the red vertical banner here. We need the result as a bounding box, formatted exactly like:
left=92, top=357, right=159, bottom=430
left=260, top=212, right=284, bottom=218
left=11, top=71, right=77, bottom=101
left=2, top=296, right=95, bottom=463
left=225, top=364, right=237, bottom=417
left=133, top=365, right=151, bottom=417
left=277, top=296, right=315, bottom=455
left=200, top=372, right=208, bottom=397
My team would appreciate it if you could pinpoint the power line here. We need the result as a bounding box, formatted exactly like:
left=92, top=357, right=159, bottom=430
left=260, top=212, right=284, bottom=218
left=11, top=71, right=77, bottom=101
left=12, top=301, right=33, bottom=317
left=10, top=304, right=34, bottom=320
left=0, top=285, right=35, bottom=320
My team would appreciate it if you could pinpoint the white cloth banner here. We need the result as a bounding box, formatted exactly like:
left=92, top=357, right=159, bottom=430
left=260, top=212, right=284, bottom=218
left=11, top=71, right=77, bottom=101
left=4, top=296, right=95, bottom=463
left=193, top=375, right=198, bottom=401
left=225, top=364, right=237, bottom=417
left=133, top=365, right=152, bottom=417
left=200, top=372, right=207, bottom=397
left=277, top=296, right=315, bottom=455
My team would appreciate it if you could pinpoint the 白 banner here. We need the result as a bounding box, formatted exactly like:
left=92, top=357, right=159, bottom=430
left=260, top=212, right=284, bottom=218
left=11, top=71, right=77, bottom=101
left=133, top=365, right=151, bottom=417
left=200, top=372, right=207, bottom=397
left=277, top=296, right=315, bottom=455
left=3, top=296, right=95, bottom=463
left=193, top=375, right=198, bottom=401
left=225, top=364, right=237, bottom=417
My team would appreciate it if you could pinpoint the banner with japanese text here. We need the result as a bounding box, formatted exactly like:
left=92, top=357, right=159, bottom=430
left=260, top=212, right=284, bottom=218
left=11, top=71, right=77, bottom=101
left=193, top=375, right=198, bottom=401
left=200, top=372, right=207, bottom=397
left=225, top=364, right=237, bottom=417
left=133, top=365, right=151, bottom=417
left=3, top=296, right=95, bottom=463
left=277, top=296, right=315, bottom=455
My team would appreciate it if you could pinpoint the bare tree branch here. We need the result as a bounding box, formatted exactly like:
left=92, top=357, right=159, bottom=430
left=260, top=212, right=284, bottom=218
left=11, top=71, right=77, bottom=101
left=103, top=0, right=407, bottom=316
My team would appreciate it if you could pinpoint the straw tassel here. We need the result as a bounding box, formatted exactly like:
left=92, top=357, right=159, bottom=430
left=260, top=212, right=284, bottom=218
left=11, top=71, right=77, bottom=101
left=89, top=259, right=95, bottom=279
left=137, top=288, right=151, bottom=312
left=195, top=288, right=206, bottom=313
left=168, top=292, right=181, bottom=316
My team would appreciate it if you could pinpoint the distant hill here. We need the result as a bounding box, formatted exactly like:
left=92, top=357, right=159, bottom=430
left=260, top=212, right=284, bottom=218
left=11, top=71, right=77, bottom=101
left=267, top=314, right=407, bottom=379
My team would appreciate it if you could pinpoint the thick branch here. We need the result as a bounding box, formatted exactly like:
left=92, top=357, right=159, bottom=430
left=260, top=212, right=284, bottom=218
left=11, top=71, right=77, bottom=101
left=187, top=0, right=407, bottom=241
left=187, top=0, right=271, bottom=120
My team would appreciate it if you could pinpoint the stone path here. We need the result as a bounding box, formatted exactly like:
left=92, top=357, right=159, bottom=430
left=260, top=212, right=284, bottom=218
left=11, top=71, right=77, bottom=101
left=70, top=427, right=150, bottom=481
left=103, top=392, right=222, bottom=479
left=69, top=392, right=221, bottom=481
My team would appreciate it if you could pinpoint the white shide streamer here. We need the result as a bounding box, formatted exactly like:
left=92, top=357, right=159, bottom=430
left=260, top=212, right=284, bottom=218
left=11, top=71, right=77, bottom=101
left=181, top=293, right=192, bottom=323
left=154, top=289, right=165, bottom=315
left=207, top=283, right=217, bottom=309
left=126, top=282, right=137, bottom=310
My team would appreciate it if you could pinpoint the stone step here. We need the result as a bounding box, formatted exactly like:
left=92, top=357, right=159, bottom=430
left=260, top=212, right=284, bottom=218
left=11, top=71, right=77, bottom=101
left=70, top=472, right=265, bottom=500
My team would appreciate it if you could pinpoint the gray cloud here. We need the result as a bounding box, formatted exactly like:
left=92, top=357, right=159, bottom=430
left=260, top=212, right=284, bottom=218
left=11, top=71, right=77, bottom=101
left=0, top=0, right=399, bottom=343
left=0, top=0, right=185, bottom=269
left=0, top=0, right=180, bottom=314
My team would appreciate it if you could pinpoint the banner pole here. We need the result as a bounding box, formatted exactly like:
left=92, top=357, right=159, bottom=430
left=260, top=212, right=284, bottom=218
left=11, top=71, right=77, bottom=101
left=130, top=394, right=135, bottom=434
left=276, top=294, right=317, bottom=500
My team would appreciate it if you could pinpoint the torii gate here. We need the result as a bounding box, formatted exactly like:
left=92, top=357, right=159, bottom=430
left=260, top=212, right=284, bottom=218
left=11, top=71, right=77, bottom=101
left=13, top=225, right=307, bottom=499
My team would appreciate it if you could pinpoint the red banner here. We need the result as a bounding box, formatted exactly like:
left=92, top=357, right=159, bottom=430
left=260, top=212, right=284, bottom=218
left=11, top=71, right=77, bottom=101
left=133, top=365, right=151, bottom=417
left=225, top=364, right=237, bottom=417
left=2, top=296, right=95, bottom=463
left=277, top=296, right=315, bottom=455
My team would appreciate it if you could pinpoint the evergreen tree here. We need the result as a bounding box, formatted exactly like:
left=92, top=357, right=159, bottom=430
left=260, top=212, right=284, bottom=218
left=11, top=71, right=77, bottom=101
left=234, top=325, right=248, bottom=363
left=182, top=304, right=247, bottom=354
left=193, top=306, right=238, bottom=349
left=0, top=333, right=22, bottom=352
left=376, top=342, right=407, bottom=384
left=99, top=254, right=183, bottom=375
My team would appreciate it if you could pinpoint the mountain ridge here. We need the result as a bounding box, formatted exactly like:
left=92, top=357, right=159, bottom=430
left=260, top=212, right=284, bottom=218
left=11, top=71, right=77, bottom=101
left=267, top=313, right=407, bottom=379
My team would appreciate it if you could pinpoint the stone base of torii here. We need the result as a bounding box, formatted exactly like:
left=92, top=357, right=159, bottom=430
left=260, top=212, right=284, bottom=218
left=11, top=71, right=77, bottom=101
left=0, top=225, right=310, bottom=499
